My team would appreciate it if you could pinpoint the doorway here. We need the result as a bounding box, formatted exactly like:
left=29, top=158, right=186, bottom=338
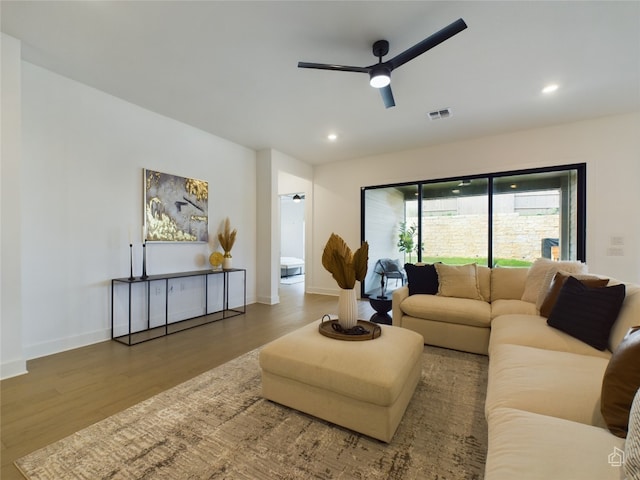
left=280, top=194, right=305, bottom=287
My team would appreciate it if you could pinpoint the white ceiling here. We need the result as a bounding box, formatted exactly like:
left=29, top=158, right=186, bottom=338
left=2, top=1, right=639, bottom=165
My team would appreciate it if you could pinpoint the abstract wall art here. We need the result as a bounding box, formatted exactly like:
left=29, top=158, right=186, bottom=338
left=144, top=169, right=208, bottom=242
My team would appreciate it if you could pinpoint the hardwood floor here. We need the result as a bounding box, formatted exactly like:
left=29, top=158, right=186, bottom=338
left=0, top=284, right=376, bottom=479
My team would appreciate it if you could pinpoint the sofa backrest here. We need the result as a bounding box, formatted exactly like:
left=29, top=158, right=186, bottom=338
left=608, top=282, right=640, bottom=351
left=478, top=266, right=492, bottom=302
left=490, top=267, right=529, bottom=302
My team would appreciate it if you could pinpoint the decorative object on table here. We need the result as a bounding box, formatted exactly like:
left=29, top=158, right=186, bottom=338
left=318, top=315, right=381, bottom=341
left=141, top=242, right=148, bottom=279
left=209, top=251, right=224, bottom=270
left=144, top=168, right=208, bottom=242
left=128, top=244, right=134, bottom=281
left=368, top=296, right=392, bottom=325
left=321, top=233, right=369, bottom=330
left=218, top=217, right=237, bottom=269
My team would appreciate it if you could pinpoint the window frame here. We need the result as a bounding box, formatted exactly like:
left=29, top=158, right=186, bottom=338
left=360, top=163, right=586, bottom=298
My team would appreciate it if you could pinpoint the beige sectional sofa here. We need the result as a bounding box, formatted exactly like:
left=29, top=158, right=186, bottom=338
left=392, top=265, right=537, bottom=355
left=392, top=260, right=640, bottom=479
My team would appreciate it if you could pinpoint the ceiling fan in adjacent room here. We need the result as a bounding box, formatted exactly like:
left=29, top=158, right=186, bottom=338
left=298, top=18, right=467, bottom=108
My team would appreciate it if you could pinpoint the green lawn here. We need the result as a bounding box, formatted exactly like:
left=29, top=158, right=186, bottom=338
left=421, top=257, right=532, bottom=267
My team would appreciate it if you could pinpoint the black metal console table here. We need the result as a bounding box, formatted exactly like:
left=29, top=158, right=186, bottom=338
left=111, top=268, right=246, bottom=346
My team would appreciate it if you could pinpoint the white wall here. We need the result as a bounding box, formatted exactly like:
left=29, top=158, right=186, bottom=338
left=12, top=60, right=257, bottom=366
left=309, top=113, right=640, bottom=295
left=1, top=33, right=27, bottom=379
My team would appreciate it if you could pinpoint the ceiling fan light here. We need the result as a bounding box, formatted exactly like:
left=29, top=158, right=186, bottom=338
left=369, top=67, right=391, bottom=88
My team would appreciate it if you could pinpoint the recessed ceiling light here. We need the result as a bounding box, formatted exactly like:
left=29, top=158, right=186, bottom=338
left=542, top=84, right=559, bottom=94
left=327, top=133, right=338, bottom=141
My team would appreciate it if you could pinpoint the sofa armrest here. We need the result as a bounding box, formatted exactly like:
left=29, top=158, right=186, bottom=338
left=392, top=286, right=409, bottom=326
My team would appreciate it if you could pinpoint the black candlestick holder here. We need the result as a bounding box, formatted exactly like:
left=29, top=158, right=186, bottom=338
left=128, top=244, right=134, bottom=281
left=141, top=242, right=148, bottom=280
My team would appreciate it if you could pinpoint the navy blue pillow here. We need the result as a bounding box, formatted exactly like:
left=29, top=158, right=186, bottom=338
left=404, top=263, right=438, bottom=296
left=547, top=276, right=626, bottom=351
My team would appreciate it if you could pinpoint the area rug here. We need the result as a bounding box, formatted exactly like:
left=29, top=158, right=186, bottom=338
left=16, top=345, right=489, bottom=479
left=280, top=274, right=305, bottom=285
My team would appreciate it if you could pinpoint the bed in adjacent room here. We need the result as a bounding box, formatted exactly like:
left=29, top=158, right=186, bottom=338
left=280, top=257, right=305, bottom=277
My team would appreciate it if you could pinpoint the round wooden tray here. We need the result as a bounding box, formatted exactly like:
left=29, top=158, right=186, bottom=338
left=318, top=316, right=382, bottom=341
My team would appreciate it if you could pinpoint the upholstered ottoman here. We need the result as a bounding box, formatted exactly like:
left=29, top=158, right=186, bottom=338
left=259, top=319, right=424, bottom=442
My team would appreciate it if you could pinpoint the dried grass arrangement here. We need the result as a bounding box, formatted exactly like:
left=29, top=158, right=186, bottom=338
left=322, top=233, right=369, bottom=289
left=218, top=217, right=237, bottom=258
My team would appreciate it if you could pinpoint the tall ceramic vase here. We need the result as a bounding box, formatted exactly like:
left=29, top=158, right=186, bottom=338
left=223, top=253, right=232, bottom=270
left=338, top=288, right=358, bottom=330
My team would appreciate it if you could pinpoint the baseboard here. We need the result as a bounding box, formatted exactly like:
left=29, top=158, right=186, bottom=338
left=306, top=287, right=339, bottom=296
left=256, top=294, right=280, bottom=305
left=24, top=328, right=111, bottom=361
left=0, top=358, right=28, bottom=380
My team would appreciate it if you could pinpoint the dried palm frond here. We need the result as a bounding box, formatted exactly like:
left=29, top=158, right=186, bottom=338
left=218, top=217, right=237, bottom=256
left=322, top=233, right=369, bottom=289
left=352, top=242, right=369, bottom=282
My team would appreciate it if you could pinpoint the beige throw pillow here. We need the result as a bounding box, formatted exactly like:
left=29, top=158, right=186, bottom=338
left=521, top=258, right=587, bottom=304
left=435, top=263, right=484, bottom=301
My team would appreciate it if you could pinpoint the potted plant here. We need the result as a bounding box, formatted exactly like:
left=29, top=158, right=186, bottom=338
left=397, top=222, right=417, bottom=263
left=322, top=233, right=369, bottom=330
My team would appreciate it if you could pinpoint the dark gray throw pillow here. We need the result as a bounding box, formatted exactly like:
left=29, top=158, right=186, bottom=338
left=547, top=276, right=625, bottom=351
left=404, top=263, right=439, bottom=296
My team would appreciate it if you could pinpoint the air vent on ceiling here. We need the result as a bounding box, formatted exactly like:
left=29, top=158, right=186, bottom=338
left=428, top=108, right=452, bottom=120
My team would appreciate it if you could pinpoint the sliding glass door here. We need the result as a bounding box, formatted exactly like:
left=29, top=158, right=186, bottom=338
left=362, top=185, right=418, bottom=296
left=361, top=164, right=585, bottom=297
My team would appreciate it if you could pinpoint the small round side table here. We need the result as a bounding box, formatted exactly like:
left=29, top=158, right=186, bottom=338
left=369, top=295, right=392, bottom=325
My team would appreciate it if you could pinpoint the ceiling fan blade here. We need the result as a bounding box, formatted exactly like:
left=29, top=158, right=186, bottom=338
left=380, top=85, right=395, bottom=108
left=388, top=18, right=467, bottom=70
left=297, top=62, right=369, bottom=74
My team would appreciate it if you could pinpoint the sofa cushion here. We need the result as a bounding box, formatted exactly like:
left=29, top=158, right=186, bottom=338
left=547, top=277, right=625, bottom=351
left=601, top=326, right=640, bottom=438
left=489, top=314, right=612, bottom=359
left=490, top=299, right=537, bottom=319
left=477, top=265, right=491, bottom=303
left=486, top=344, right=609, bottom=427
left=538, top=271, right=609, bottom=317
left=490, top=267, right=528, bottom=301
left=626, top=388, right=640, bottom=479
left=521, top=258, right=587, bottom=304
left=400, top=294, right=491, bottom=328
left=435, top=263, right=484, bottom=301
left=404, top=263, right=439, bottom=295
left=485, top=407, right=625, bottom=480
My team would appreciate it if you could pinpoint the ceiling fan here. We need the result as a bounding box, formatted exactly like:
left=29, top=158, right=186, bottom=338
left=298, top=18, right=467, bottom=108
